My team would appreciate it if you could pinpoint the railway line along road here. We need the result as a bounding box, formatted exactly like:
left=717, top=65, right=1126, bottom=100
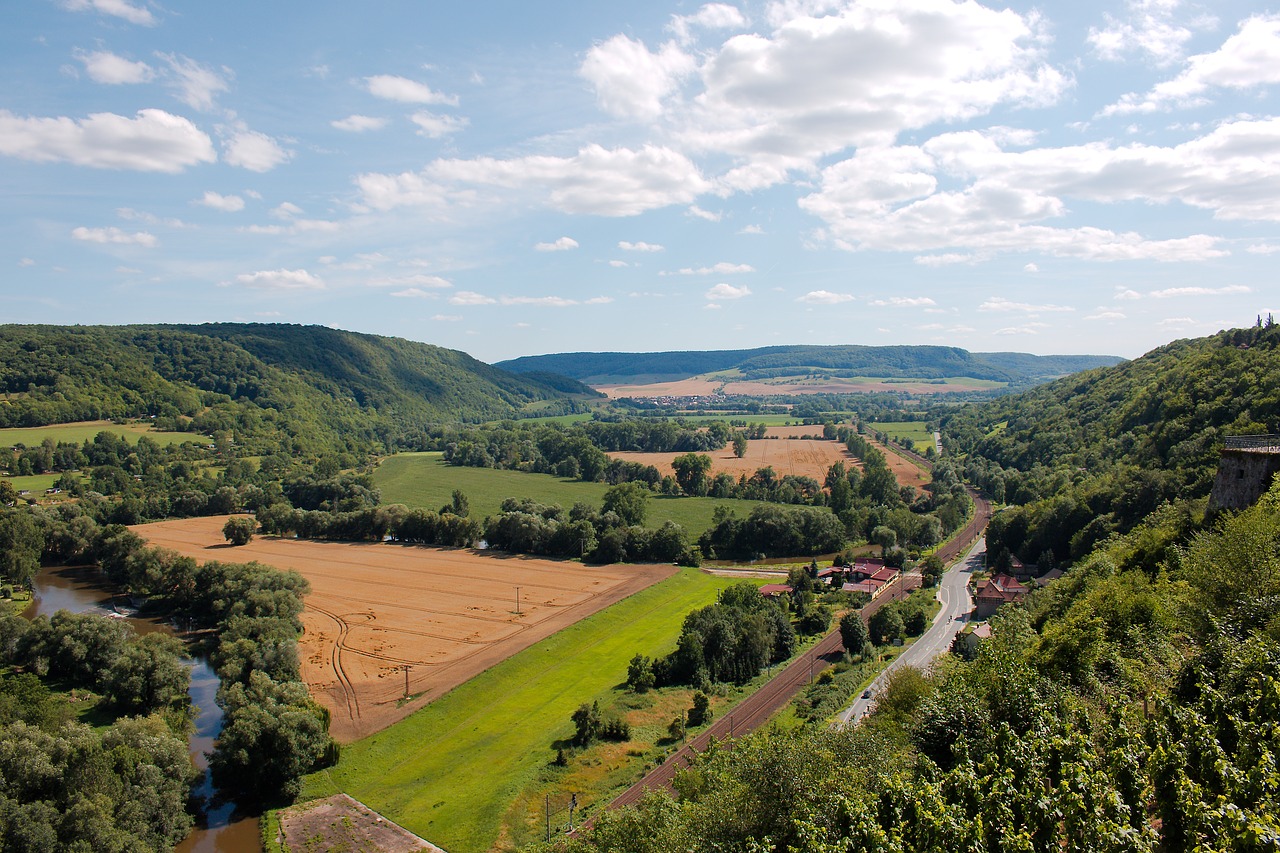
left=607, top=487, right=992, bottom=812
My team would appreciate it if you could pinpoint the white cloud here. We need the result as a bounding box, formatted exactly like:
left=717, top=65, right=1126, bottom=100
left=1158, top=316, right=1198, bottom=326
left=1087, top=0, right=1202, bottom=65
left=534, top=237, right=579, bottom=252
left=687, top=205, right=721, bottom=221
left=609, top=260, right=629, bottom=268
left=432, top=314, right=462, bottom=321
left=449, top=290, right=496, bottom=305
left=500, top=295, right=579, bottom=307
left=1116, top=289, right=1143, bottom=300
left=241, top=219, right=339, bottom=235
left=705, top=282, right=751, bottom=300
left=669, top=3, right=748, bottom=43
left=116, top=207, right=187, bottom=228
left=1148, top=284, right=1251, bottom=297
left=580, top=35, right=696, bottom=120
left=585, top=296, right=615, bottom=305
left=619, top=240, right=664, bottom=252
left=797, top=290, right=855, bottom=304
left=355, top=170, right=457, bottom=212
left=1085, top=309, right=1127, bottom=320
left=978, top=296, right=1073, bottom=313
left=914, top=252, right=988, bottom=266
left=1103, top=15, right=1280, bottom=115
left=369, top=274, right=451, bottom=289
left=408, top=144, right=711, bottom=216
left=71, top=226, right=157, bottom=247
left=410, top=110, right=468, bottom=138
left=870, top=296, right=937, bottom=307
left=155, top=53, right=231, bottom=112
left=993, top=323, right=1048, bottom=336
left=198, top=191, right=244, bottom=212
left=390, top=288, right=440, bottom=299
left=672, top=0, right=1068, bottom=191
left=1024, top=263, right=1039, bottom=273
left=331, top=114, right=388, bottom=132
left=0, top=108, right=215, bottom=172
left=233, top=268, right=324, bottom=291
left=222, top=127, right=291, bottom=172
left=739, top=224, right=764, bottom=235
left=1247, top=243, right=1280, bottom=254
left=365, top=74, right=457, bottom=105
left=270, top=202, right=302, bottom=219
left=671, top=262, right=754, bottom=275
left=18, top=258, right=35, bottom=267
left=798, top=117, right=1280, bottom=261
left=62, top=0, right=155, bottom=26
left=74, top=49, right=153, bottom=84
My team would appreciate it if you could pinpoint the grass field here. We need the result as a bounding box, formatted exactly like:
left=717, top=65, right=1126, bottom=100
left=0, top=421, right=202, bottom=448
left=374, top=453, right=770, bottom=538
left=871, top=421, right=935, bottom=447
left=304, top=567, right=736, bottom=853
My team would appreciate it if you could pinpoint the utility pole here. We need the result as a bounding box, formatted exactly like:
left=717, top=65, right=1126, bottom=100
left=545, top=794, right=550, bottom=842
left=568, top=793, right=577, bottom=832
left=402, top=664, right=411, bottom=698
left=515, top=586, right=522, bottom=615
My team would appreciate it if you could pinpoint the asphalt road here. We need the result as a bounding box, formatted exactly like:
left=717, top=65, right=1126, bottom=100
left=837, top=534, right=986, bottom=726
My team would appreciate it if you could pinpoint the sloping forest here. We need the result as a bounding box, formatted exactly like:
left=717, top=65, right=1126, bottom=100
left=543, top=324, right=1280, bottom=852
left=0, top=324, right=596, bottom=454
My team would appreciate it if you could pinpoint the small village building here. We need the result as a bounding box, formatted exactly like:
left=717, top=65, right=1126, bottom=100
left=759, top=583, right=793, bottom=598
left=973, top=574, right=1028, bottom=619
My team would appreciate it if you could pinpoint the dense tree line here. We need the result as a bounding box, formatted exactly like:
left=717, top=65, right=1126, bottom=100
left=544, top=476, right=1280, bottom=853
left=0, top=610, right=190, bottom=717
left=628, top=584, right=797, bottom=689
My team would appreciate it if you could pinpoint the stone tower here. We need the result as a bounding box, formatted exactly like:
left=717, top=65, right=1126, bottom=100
left=1208, top=435, right=1280, bottom=514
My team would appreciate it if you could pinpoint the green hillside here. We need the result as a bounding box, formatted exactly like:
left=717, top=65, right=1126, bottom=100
left=496, top=344, right=1121, bottom=388
left=946, top=322, right=1280, bottom=565
left=0, top=324, right=595, bottom=454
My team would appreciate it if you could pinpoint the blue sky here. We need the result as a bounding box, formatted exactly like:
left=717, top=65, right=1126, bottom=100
left=2, top=0, right=1278, bottom=363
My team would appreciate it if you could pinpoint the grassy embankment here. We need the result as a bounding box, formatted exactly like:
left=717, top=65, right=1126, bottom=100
left=0, top=421, right=200, bottom=448
left=300, top=567, right=738, bottom=853
left=869, top=420, right=935, bottom=447
left=374, top=452, right=769, bottom=539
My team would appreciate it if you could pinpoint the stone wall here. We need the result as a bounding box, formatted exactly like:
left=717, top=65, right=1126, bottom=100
left=1208, top=448, right=1280, bottom=513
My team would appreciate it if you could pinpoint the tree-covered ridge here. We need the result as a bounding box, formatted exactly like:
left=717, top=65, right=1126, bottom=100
left=946, top=323, right=1280, bottom=567
left=497, top=345, right=1121, bottom=386
left=0, top=324, right=594, bottom=450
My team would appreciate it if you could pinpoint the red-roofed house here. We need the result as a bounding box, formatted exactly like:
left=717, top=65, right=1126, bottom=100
left=842, top=579, right=886, bottom=599
left=759, top=583, right=794, bottom=598
left=973, top=574, right=1028, bottom=619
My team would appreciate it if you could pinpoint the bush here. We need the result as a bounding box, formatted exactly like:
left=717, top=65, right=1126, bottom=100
left=688, top=691, right=711, bottom=727
left=222, top=516, right=256, bottom=546
left=600, top=716, right=631, bottom=741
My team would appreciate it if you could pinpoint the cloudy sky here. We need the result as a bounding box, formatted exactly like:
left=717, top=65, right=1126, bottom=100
left=3, top=0, right=1278, bottom=362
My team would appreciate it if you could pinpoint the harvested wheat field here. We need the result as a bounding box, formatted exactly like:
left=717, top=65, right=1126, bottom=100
left=133, top=515, right=675, bottom=742
left=609, top=434, right=855, bottom=483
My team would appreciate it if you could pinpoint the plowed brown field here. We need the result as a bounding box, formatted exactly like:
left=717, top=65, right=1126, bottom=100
left=133, top=516, right=675, bottom=742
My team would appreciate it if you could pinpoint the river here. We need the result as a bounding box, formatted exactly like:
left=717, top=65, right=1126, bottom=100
left=26, top=565, right=263, bottom=853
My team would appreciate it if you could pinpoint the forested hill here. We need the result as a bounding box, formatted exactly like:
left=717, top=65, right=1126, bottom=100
left=496, top=345, right=1121, bottom=387
left=946, top=322, right=1280, bottom=566
left=0, top=324, right=594, bottom=446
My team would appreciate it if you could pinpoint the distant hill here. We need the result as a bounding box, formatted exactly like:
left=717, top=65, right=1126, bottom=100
left=496, top=345, right=1122, bottom=388
left=0, top=324, right=595, bottom=450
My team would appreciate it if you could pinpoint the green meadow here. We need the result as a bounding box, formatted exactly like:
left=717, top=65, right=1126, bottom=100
left=870, top=420, right=935, bottom=447
left=374, top=452, right=769, bottom=538
left=0, top=421, right=201, bottom=448
left=305, top=567, right=736, bottom=853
